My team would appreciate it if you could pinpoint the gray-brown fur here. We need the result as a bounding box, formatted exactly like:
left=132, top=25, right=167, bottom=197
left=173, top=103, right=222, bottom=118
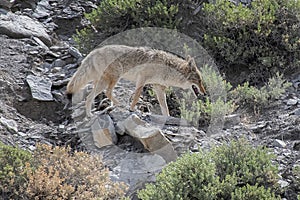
left=108, top=47, right=190, bottom=77
left=66, top=45, right=206, bottom=116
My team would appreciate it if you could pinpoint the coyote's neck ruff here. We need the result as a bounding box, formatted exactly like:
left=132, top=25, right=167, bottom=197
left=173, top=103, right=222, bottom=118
left=66, top=45, right=206, bottom=117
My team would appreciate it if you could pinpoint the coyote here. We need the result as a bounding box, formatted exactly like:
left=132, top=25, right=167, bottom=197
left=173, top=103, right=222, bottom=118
left=66, top=45, right=206, bottom=117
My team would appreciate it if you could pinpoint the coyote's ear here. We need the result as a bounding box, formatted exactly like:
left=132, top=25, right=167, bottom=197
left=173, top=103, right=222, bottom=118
left=186, top=55, right=196, bottom=70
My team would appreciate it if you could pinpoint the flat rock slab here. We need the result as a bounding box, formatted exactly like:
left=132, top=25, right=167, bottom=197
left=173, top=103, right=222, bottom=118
left=26, top=75, right=53, bottom=101
left=0, top=12, right=52, bottom=46
left=0, top=117, right=18, bottom=133
left=117, top=153, right=166, bottom=189
left=121, top=114, right=177, bottom=162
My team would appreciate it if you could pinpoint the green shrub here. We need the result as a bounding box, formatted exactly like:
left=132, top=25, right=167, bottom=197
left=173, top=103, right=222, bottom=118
left=74, top=0, right=181, bottom=52
left=230, top=72, right=291, bottom=112
left=138, top=149, right=221, bottom=200
left=180, top=67, right=290, bottom=125
left=138, top=139, right=280, bottom=200
left=0, top=142, right=32, bottom=199
left=231, top=184, right=280, bottom=200
left=294, top=165, right=300, bottom=200
left=74, top=0, right=299, bottom=82
left=210, top=139, right=278, bottom=190
left=200, top=0, right=300, bottom=81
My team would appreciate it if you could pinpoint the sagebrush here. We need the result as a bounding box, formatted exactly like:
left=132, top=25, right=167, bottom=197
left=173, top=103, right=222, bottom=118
left=0, top=142, right=32, bottom=199
left=0, top=143, right=128, bottom=199
left=200, top=0, right=300, bottom=81
left=74, top=0, right=181, bottom=52
left=138, top=139, right=280, bottom=200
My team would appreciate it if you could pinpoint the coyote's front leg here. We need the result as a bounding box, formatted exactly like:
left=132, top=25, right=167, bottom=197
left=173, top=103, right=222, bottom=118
left=86, top=79, right=107, bottom=117
left=153, top=84, right=169, bottom=116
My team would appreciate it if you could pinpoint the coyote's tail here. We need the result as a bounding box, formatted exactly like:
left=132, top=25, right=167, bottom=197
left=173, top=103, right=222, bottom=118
left=66, top=57, right=95, bottom=95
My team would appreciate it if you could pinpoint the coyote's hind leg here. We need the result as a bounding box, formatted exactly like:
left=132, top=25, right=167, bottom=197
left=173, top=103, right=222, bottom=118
left=105, top=77, right=120, bottom=106
left=130, top=76, right=146, bottom=112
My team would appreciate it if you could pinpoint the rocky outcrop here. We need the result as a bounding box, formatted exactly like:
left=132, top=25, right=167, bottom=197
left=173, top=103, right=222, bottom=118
left=0, top=12, right=52, bottom=46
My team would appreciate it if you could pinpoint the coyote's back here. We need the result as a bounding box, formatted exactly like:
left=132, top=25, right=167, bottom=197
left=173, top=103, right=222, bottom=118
left=66, top=45, right=134, bottom=94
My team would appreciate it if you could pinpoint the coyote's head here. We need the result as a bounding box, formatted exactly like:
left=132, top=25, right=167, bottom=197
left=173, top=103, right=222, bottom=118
left=185, top=56, right=207, bottom=98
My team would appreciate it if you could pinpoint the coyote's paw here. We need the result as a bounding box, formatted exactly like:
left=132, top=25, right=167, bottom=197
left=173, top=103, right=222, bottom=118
left=86, top=112, right=93, bottom=118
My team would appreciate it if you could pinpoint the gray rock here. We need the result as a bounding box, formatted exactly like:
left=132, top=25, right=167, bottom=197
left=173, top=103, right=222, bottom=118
left=287, top=99, right=298, bottom=106
left=58, top=124, right=65, bottom=132
left=0, top=0, right=14, bottom=9
left=68, top=46, right=82, bottom=59
left=32, top=0, right=52, bottom=19
left=110, top=107, right=134, bottom=121
left=273, top=139, right=287, bottom=148
left=293, top=82, right=300, bottom=89
left=116, top=153, right=166, bottom=194
left=13, top=0, right=39, bottom=10
left=0, top=12, right=52, bottom=46
left=248, top=121, right=269, bottom=133
left=51, top=59, right=66, bottom=69
left=278, top=179, right=289, bottom=188
left=116, top=121, right=126, bottom=135
left=148, top=114, right=190, bottom=126
left=0, top=117, right=18, bottom=133
left=121, top=114, right=177, bottom=162
left=292, top=108, right=300, bottom=116
left=18, top=132, right=27, bottom=137
left=32, top=36, right=48, bottom=50
left=91, top=114, right=117, bottom=148
left=26, top=75, right=53, bottom=101
left=224, top=114, right=241, bottom=129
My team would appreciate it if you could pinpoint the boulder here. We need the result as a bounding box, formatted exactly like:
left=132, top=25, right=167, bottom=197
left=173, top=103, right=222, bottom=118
left=224, top=114, right=241, bottom=129
left=120, top=114, right=177, bottom=162
left=91, top=114, right=117, bottom=148
left=0, top=12, right=52, bottom=46
left=0, top=117, right=18, bottom=133
left=26, top=75, right=53, bottom=101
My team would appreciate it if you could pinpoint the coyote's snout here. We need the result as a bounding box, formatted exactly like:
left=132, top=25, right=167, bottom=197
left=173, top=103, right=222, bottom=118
left=66, top=45, right=206, bottom=117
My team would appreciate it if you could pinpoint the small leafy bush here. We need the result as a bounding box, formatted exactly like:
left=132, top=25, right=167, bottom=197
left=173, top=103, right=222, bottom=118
left=180, top=96, right=234, bottom=128
left=138, top=139, right=280, bottom=200
left=138, top=148, right=221, bottom=200
left=293, top=166, right=300, bottom=200
left=210, top=139, right=278, bottom=189
left=230, top=72, right=291, bottom=112
left=231, top=184, right=280, bottom=200
left=74, top=0, right=181, bottom=52
left=0, top=142, right=32, bottom=199
left=180, top=66, right=290, bottom=126
left=200, top=0, right=300, bottom=81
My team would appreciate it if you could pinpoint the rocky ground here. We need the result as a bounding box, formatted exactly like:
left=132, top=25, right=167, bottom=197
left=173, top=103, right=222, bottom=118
left=0, top=0, right=299, bottom=199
